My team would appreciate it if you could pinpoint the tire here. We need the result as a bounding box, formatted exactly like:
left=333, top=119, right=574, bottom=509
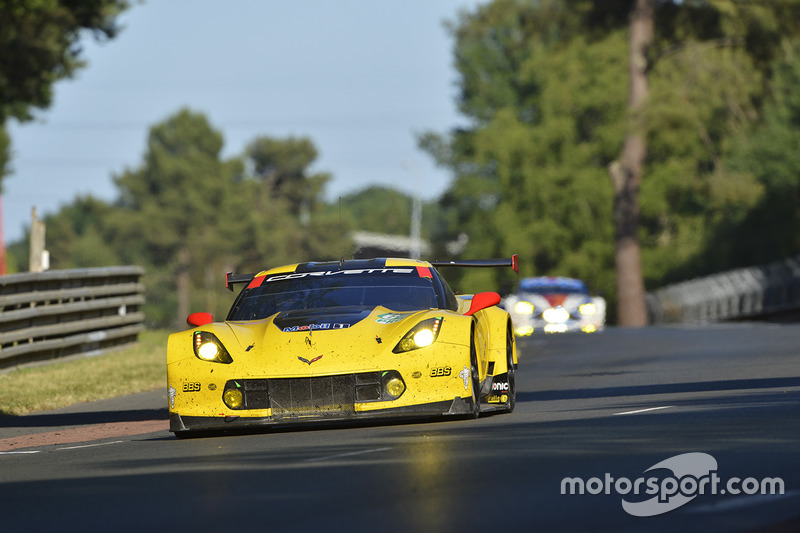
left=503, top=324, right=516, bottom=413
left=469, top=330, right=482, bottom=417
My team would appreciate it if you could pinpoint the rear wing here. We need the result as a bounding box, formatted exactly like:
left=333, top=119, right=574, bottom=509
left=225, top=272, right=255, bottom=291
left=225, top=254, right=519, bottom=292
left=431, top=254, right=519, bottom=274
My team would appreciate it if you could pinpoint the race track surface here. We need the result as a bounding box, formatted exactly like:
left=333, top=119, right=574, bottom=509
left=1, top=324, right=799, bottom=532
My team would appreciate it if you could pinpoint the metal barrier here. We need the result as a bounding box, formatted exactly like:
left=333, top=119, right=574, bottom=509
left=647, top=255, right=800, bottom=324
left=0, top=266, right=146, bottom=370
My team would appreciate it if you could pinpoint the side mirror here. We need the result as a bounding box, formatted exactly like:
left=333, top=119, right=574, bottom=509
left=187, top=312, right=213, bottom=327
left=464, top=292, right=501, bottom=316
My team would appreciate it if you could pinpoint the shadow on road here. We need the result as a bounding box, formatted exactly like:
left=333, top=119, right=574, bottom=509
left=0, top=407, right=168, bottom=429
left=521, top=376, right=800, bottom=402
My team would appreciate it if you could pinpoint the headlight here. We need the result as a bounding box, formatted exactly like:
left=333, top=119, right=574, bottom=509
left=384, top=376, right=406, bottom=398
left=193, top=331, right=233, bottom=364
left=542, top=307, right=570, bottom=324
left=515, top=325, right=534, bottom=336
left=579, top=303, right=597, bottom=315
left=393, top=317, right=443, bottom=353
left=514, top=301, right=535, bottom=315
left=223, top=388, right=244, bottom=409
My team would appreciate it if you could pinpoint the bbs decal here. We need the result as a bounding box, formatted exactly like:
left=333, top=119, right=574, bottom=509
left=430, top=366, right=452, bottom=377
left=182, top=382, right=201, bottom=392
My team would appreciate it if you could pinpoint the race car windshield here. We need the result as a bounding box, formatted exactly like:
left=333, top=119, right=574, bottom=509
left=228, top=273, right=440, bottom=321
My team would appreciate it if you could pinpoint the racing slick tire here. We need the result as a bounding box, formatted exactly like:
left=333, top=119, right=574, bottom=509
left=469, top=331, right=481, bottom=418
left=501, top=323, right=516, bottom=413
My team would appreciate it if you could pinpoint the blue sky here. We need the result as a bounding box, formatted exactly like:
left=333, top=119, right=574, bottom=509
left=4, top=0, right=482, bottom=243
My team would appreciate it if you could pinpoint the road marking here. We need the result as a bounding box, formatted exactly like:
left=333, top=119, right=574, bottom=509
left=305, top=447, right=392, bottom=463
left=613, top=406, right=673, bottom=416
left=0, top=450, right=41, bottom=455
left=58, top=440, right=124, bottom=451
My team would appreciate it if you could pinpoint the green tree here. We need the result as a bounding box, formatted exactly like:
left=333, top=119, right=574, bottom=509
left=239, top=135, right=352, bottom=266
left=113, top=108, right=242, bottom=327
left=0, top=0, right=129, bottom=188
left=712, top=42, right=800, bottom=267
left=44, top=195, right=122, bottom=268
left=6, top=108, right=350, bottom=327
left=340, top=186, right=442, bottom=239
left=243, top=136, right=330, bottom=221
left=421, top=0, right=623, bottom=299
left=422, top=0, right=800, bottom=321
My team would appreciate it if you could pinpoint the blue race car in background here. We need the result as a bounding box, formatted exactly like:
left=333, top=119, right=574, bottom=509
left=502, top=277, right=605, bottom=335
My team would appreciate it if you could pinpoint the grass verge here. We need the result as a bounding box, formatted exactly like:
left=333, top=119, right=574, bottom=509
left=0, top=330, right=168, bottom=416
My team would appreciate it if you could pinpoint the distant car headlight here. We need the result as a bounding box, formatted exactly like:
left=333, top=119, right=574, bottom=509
left=515, top=325, right=534, bottom=336
left=514, top=301, right=535, bottom=315
left=579, top=303, right=597, bottom=315
left=542, top=307, right=569, bottom=324
left=393, top=317, right=443, bottom=353
left=193, top=331, right=233, bottom=364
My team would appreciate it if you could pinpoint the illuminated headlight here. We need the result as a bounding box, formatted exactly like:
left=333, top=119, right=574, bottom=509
left=193, top=331, right=233, bottom=364
left=542, top=307, right=569, bottom=324
left=413, top=329, right=435, bottom=347
left=198, top=342, right=218, bottom=360
left=514, top=301, right=535, bottom=315
left=393, top=317, right=443, bottom=353
left=579, top=303, right=597, bottom=315
left=515, top=325, right=534, bottom=336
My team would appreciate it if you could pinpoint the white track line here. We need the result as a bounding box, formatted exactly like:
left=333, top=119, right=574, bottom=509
left=305, top=447, right=392, bottom=463
left=58, top=440, right=124, bottom=451
left=0, top=450, right=41, bottom=455
left=613, top=406, right=674, bottom=416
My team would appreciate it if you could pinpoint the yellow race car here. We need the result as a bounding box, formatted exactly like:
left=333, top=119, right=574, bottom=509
left=167, top=256, right=519, bottom=437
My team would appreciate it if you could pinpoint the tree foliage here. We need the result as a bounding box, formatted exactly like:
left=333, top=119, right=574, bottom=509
left=338, top=185, right=443, bottom=242
left=9, top=0, right=800, bottom=328
left=421, top=0, right=800, bottom=320
left=243, top=136, right=330, bottom=220
left=28, top=109, right=352, bottom=327
left=0, top=0, right=129, bottom=188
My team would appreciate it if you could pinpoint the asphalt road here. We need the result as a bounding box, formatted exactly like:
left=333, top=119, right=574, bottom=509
left=1, top=324, right=799, bottom=532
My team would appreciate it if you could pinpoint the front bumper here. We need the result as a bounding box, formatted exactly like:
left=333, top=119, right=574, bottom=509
left=512, top=316, right=602, bottom=335
left=169, top=396, right=476, bottom=434
left=168, top=368, right=479, bottom=434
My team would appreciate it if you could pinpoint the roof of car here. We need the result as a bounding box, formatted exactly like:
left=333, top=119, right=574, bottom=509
left=257, top=257, right=430, bottom=277
left=519, top=276, right=587, bottom=292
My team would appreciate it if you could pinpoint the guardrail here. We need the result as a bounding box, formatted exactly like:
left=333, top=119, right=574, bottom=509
left=0, top=266, right=146, bottom=370
left=647, top=255, right=800, bottom=324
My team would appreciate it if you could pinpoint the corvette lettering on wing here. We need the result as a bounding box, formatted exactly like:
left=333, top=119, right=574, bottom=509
left=266, top=269, right=415, bottom=282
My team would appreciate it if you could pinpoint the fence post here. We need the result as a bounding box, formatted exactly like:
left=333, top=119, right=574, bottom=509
left=29, top=207, right=48, bottom=273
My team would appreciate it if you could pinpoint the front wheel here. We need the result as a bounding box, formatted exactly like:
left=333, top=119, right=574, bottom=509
left=469, top=336, right=481, bottom=417
left=502, top=325, right=516, bottom=413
